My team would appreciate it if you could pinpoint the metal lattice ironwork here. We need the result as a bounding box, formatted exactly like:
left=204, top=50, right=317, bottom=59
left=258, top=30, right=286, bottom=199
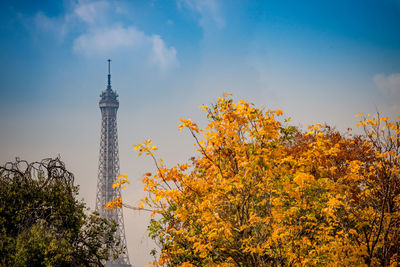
left=96, top=60, right=131, bottom=267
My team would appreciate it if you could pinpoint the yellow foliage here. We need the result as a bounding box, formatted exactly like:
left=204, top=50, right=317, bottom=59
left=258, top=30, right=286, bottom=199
left=120, top=95, right=400, bottom=266
left=104, top=196, right=122, bottom=210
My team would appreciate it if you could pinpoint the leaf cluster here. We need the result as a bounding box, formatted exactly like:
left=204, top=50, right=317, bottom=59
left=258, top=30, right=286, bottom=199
left=132, top=95, right=400, bottom=266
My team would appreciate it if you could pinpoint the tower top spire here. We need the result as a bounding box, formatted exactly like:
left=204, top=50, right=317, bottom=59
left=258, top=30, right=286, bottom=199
left=100, top=59, right=118, bottom=108
left=107, top=59, right=112, bottom=90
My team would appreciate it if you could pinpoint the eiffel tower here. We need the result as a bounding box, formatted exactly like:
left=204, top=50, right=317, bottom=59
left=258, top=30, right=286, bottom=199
left=96, top=60, right=131, bottom=267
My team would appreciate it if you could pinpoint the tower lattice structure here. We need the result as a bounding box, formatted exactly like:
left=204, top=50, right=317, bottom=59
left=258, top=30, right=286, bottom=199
left=96, top=60, right=131, bottom=267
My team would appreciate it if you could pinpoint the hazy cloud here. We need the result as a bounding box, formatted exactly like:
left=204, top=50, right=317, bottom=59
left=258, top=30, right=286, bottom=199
left=73, top=26, right=178, bottom=70
left=177, top=0, right=225, bottom=29
left=150, top=35, right=178, bottom=70
left=29, top=0, right=110, bottom=39
left=374, top=73, right=400, bottom=100
left=30, top=11, right=70, bottom=42
left=74, top=0, right=110, bottom=25
left=33, top=12, right=61, bottom=32
left=27, top=0, right=178, bottom=71
left=73, top=26, right=147, bottom=54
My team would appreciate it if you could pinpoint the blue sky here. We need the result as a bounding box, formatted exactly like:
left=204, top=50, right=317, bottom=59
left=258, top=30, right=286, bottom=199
left=1, top=0, right=400, bottom=265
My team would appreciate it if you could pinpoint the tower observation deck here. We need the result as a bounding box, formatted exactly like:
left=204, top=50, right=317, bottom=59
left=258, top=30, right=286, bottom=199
left=96, top=60, right=131, bottom=267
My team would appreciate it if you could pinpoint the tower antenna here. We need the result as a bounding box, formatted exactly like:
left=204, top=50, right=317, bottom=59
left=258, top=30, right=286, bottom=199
left=107, top=59, right=112, bottom=89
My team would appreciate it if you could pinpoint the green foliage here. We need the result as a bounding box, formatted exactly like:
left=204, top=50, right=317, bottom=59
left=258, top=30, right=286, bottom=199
left=0, top=158, right=120, bottom=266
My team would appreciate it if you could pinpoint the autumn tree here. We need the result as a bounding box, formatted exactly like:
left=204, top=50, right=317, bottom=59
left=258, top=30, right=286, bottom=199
left=0, top=158, right=121, bottom=266
left=111, top=95, right=399, bottom=266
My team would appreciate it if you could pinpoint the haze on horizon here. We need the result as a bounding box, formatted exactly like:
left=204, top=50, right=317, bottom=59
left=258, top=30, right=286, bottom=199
left=0, top=0, right=399, bottom=265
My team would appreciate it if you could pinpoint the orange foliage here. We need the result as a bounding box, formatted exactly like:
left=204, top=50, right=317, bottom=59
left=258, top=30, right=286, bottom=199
left=111, top=95, right=400, bottom=266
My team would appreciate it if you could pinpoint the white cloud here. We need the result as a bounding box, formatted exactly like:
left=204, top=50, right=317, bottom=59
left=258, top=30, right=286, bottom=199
left=74, top=0, right=109, bottom=25
left=26, top=0, right=178, bottom=71
left=374, top=73, right=400, bottom=100
left=34, top=12, right=59, bottom=31
left=73, top=26, right=147, bottom=54
left=177, top=0, right=224, bottom=29
left=31, top=12, right=69, bottom=41
left=150, top=35, right=178, bottom=70
left=73, top=25, right=178, bottom=71
left=29, top=0, right=109, bottom=40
